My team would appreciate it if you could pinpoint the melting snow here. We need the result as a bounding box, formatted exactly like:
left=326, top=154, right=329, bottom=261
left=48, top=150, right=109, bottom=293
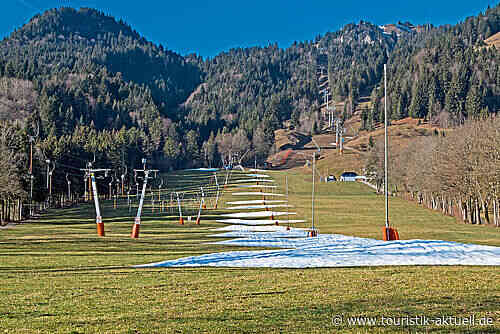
left=245, top=174, right=270, bottom=178
left=232, top=192, right=284, bottom=196
left=185, top=168, right=219, bottom=172
left=137, top=225, right=500, bottom=268
left=227, top=204, right=292, bottom=210
left=221, top=211, right=297, bottom=218
left=226, top=200, right=287, bottom=205
left=215, top=219, right=306, bottom=225
left=234, top=179, right=274, bottom=183
left=235, top=185, right=277, bottom=188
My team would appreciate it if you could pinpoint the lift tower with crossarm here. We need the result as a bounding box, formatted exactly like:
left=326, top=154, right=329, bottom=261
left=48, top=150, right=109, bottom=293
left=131, top=159, right=158, bottom=238
left=81, top=163, right=111, bottom=236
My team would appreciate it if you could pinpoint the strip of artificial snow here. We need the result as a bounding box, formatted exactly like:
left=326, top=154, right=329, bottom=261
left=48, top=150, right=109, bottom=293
left=137, top=226, right=500, bottom=268
left=245, top=174, right=270, bottom=178
left=213, top=225, right=306, bottom=232
left=221, top=211, right=297, bottom=218
left=234, top=179, right=274, bottom=183
left=185, top=168, right=219, bottom=172
left=235, top=185, right=277, bottom=188
left=232, top=192, right=285, bottom=196
left=226, top=200, right=287, bottom=205
left=227, top=204, right=292, bottom=210
left=215, top=219, right=306, bottom=225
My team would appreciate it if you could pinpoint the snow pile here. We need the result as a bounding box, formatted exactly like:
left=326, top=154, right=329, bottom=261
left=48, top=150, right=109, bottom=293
left=232, top=192, right=284, bottom=196
left=137, top=225, right=500, bottom=268
left=234, top=179, right=274, bottom=183
left=235, top=185, right=277, bottom=188
left=226, top=200, right=287, bottom=205
left=213, top=225, right=306, bottom=232
left=186, top=168, right=219, bottom=172
left=215, top=219, right=306, bottom=225
left=227, top=204, right=292, bottom=210
left=221, top=211, right=297, bottom=218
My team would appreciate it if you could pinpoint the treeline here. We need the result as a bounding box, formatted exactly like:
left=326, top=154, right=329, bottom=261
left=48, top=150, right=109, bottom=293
left=367, top=116, right=500, bottom=227
left=0, top=113, right=275, bottom=223
left=0, top=122, right=29, bottom=222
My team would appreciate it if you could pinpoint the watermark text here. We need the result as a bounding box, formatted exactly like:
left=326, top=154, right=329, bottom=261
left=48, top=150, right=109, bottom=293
left=332, top=314, right=495, bottom=328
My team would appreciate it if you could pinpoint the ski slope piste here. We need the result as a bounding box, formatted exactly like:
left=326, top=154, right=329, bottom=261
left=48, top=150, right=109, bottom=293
left=137, top=225, right=500, bottom=268
left=136, top=171, right=500, bottom=268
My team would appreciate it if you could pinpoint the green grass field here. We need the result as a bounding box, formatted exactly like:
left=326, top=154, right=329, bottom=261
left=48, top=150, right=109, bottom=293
left=0, top=170, right=499, bottom=333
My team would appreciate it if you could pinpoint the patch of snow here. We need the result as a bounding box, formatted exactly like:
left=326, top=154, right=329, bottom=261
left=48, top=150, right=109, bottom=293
left=232, top=192, right=284, bottom=196
left=234, top=179, right=274, bottom=183
left=226, top=200, right=287, bottom=205
left=245, top=174, right=270, bottom=178
left=213, top=225, right=306, bottom=232
left=137, top=228, right=500, bottom=268
left=235, top=185, right=277, bottom=188
left=227, top=204, right=292, bottom=210
left=185, top=168, right=219, bottom=172
left=221, top=211, right=297, bottom=218
left=215, top=219, right=306, bottom=225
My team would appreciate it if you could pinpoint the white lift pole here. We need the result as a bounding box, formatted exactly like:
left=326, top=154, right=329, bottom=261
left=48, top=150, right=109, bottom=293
left=91, top=172, right=102, bottom=233
left=176, top=192, right=184, bottom=225
left=195, top=187, right=204, bottom=225
left=309, top=152, right=318, bottom=237
left=131, top=158, right=158, bottom=238
left=214, top=172, right=220, bottom=209
left=384, top=64, right=389, bottom=230
left=81, top=163, right=111, bottom=237
left=286, top=174, right=291, bottom=231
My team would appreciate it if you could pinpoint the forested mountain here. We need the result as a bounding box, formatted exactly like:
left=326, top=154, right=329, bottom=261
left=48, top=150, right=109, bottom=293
left=1, top=7, right=201, bottom=123
left=365, top=5, right=500, bottom=129
left=0, top=4, right=499, bottom=206
left=321, top=21, right=397, bottom=101
left=0, top=7, right=203, bottom=201
left=183, top=43, right=318, bottom=163
left=183, top=21, right=397, bottom=134
left=181, top=21, right=398, bottom=164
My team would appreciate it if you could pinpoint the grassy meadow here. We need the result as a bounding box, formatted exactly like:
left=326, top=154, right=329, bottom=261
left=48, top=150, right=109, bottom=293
left=0, top=169, right=499, bottom=333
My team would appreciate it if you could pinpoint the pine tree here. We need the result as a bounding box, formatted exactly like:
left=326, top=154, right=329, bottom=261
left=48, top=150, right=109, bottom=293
left=465, top=84, right=482, bottom=118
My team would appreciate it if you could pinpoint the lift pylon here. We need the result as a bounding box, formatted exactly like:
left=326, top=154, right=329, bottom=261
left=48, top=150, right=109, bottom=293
left=81, top=163, right=111, bottom=237
left=131, top=159, right=158, bottom=238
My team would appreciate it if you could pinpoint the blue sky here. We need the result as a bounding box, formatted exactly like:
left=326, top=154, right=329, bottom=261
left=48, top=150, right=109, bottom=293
left=4, top=0, right=499, bottom=57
